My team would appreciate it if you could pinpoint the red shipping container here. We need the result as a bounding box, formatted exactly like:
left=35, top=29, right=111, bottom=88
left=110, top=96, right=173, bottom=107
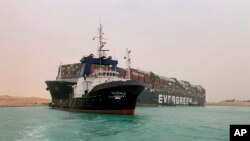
left=90, top=64, right=96, bottom=73
left=144, top=73, right=150, bottom=83
left=155, top=77, right=160, bottom=83
left=130, top=68, right=138, bottom=80
left=138, top=73, right=144, bottom=81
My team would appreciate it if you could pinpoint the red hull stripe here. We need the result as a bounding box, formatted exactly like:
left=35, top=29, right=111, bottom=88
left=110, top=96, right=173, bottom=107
left=61, top=109, right=135, bottom=115
left=137, top=104, right=159, bottom=107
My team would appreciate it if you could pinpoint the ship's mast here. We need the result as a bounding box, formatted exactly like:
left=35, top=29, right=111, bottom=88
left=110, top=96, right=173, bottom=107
left=125, top=48, right=131, bottom=79
left=93, top=24, right=109, bottom=58
left=93, top=24, right=110, bottom=73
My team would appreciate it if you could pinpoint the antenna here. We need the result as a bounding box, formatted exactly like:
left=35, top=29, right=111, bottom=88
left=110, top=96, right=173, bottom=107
left=124, top=48, right=132, bottom=79
left=93, top=24, right=109, bottom=58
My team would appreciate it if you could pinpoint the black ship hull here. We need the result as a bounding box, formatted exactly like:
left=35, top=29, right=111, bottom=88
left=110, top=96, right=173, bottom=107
left=46, top=81, right=205, bottom=108
left=45, top=81, right=76, bottom=102
left=46, top=80, right=144, bottom=115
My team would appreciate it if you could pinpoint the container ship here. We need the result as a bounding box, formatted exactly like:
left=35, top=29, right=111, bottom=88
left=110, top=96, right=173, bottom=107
left=47, top=63, right=206, bottom=106
left=46, top=25, right=206, bottom=113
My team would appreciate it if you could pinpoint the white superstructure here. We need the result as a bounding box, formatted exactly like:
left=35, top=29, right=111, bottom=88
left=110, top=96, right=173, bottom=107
left=73, top=70, right=127, bottom=98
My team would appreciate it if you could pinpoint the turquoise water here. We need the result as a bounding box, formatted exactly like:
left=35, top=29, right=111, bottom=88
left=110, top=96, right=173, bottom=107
left=0, top=106, right=249, bottom=141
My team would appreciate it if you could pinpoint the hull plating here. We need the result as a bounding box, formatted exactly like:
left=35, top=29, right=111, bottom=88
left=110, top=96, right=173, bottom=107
left=46, top=80, right=144, bottom=115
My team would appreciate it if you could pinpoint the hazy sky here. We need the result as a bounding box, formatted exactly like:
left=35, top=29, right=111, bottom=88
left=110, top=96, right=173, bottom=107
left=0, top=0, right=249, bottom=102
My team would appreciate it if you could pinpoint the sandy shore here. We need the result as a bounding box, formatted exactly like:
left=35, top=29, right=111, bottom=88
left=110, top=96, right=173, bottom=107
left=206, top=102, right=250, bottom=107
left=0, top=95, right=51, bottom=107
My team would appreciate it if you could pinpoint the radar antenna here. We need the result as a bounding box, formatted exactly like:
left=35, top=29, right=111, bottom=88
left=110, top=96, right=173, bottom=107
left=93, top=24, right=109, bottom=58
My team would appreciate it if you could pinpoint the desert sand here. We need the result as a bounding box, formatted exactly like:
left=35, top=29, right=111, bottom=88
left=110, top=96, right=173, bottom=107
left=0, top=95, right=51, bottom=107
left=206, top=102, right=250, bottom=107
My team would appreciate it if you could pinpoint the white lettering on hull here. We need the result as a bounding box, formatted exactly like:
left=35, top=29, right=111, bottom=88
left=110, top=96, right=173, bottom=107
left=109, top=91, right=126, bottom=100
left=159, top=94, right=168, bottom=104
left=176, top=97, right=179, bottom=104
left=172, top=96, right=175, bottom=104
left=158, top=94, right=193, bottom=105
left=159, top=95, right=163, bottom=103
left=163, top=95, right=168, bottom=103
